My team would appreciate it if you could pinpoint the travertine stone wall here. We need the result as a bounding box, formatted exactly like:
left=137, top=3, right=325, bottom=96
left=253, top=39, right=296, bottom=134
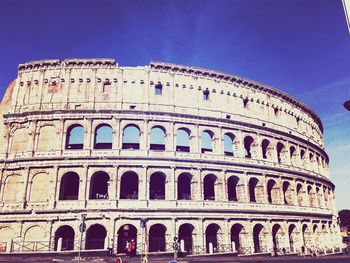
left=0, top=59, right=341, bottom=255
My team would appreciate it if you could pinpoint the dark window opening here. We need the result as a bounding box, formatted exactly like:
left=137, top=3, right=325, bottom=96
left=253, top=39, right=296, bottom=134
left=227, top=176, right=239, bottom=201
left=89, top=171, right=109, bottom=200
left=262, top=139, right=269, bottom=159
left=244, top=136, right=254, bottom=158
left=177, top=173, right=191, bottom=200
left=204, top=174, right=216, bottom=201
left=54, top=226, right=75, bottom=251
left=149, top=224, right=166, bottom=252
left=59, top=172, right=79, bottom=200
left=206, top=224, right=219, bottom=253
left=155, top=83, right=162, bottom=95
left=150, top=173, right=166, bottom=200
left=120, top=172, right=139, bottom=199
left=85, top=224, right=106, bottom=250
left=203, top=89, right=210, bottom=100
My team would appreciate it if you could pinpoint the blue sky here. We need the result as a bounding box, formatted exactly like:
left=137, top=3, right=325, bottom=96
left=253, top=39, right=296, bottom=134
left=1, top=0, right=350, bottom=209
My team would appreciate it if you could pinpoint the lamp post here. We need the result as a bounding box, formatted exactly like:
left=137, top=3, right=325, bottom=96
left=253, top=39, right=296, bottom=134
left=78, top=214, right=87, bottom=263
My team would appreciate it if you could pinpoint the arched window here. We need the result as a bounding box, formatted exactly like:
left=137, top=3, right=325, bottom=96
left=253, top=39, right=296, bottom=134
left=117, top=224, right=137, bottom=253
left=94, top=124, right=112, bottom=149
left=59, top=172, right=79, bottom=200
left=150, top=172, right=166, bottom=200
left=253, top=224, right=264, bottom=253
left=122, top=125, right=140, bottom=149
left=300, top=149, right=305, bottom=160
left=308, top=185, right=315, bottom=207
left=65, top=125, right=84, bottom=149
left=178, top=224, right=194, bottom=253
left=231, top=224, right=244, bottom=251
left=54, top=226, right=75, bottom=251
left=296, top=183, right=303, bottom=206
left=261, top=139, right=269, bottom=159
left=150, top=126, right=166, bottom=151
left=206, top=224, right=220, bottom=253
left=244, top=136, right=254, bottom=158
left=177, top=173, right=191, bottom=200
left=288, top=224, right=297, bottom=252
left=249, top=178, right=259, bottom=202
left=227, top=176, right=239, bottom=201
left=85, top=224, right=107, bottom=250
left=201, top=130, right=213, bottom=153
left=283, top=181, right=292, bottom=205
left=290, top=146, right=296, bottom=160
left=277, top=142, right=284, bottom=163
left=176, top=128, right=190, bottom=152
left=120, top=171, right=139, bottom=199
left=224, top=133, right=234, bottom=156
left=267, top=179, right=277, bottom=204
left=203, top=174, right=216, bottom=201
left=272, top=224, right=283, bottom=251
left=89, top=171, right=109, bottom=200
left=149, top=224, right=166, bottom=252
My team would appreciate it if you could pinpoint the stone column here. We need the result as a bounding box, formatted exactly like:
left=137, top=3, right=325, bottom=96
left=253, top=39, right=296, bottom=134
left=112, top=118, right=120, bottom=150
left=222, top=170, right=228, bottom=202
left=22, top=167, right=31, bottom=208
left=172, top=167, right=176, bottom=200
left=82, top=165, right=89, bottom=204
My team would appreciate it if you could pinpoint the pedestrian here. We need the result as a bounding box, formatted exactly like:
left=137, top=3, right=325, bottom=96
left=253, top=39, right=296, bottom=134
left=125, top=240, right=131, bottom=258
left=130, top=239, right=136, bottom=257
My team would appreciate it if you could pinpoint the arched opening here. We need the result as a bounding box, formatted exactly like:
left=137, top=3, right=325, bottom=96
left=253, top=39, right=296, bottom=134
left=59, top=172, right=79, bottom=200
left=178, top=224, right=194, bottom=253
left=300, top=149, right=305, bottom=162
left=117, top=224, right=137, bottom=253
left=288, top=224, right=297, bottom=252
left=54, top=225, right=75, bottom=251
left=277, top=142, right=284, bottom=163
left=3, top=175, right=23, bottom=202
left=272, top=224, right=283, bottom=252
left=290, top=146, right=296, bottom=162
left=85, top=224, right=107, bottom=250
left=176, top=128, right=190, bottom=152
left=201, top=130, right=213, bottom=153
left=203, top=174, right=216, bottom=201
left=122, top=125, right=140, bottom=149
left=244, top=136, right=254, bottom=158
left=177, top=173, right=191, bottom=200
left=224, top=133, right=235, bottom=156
left=150, top=126, right=166, bottom=151
left=267, top=179, right=278, bottom=204
left=313, top=225, right=320, bottom=247
left=65, top=124, right=84, bottom=149
left=261, top=139, right=270, bottom=159
left=227, top=176, right=239, bottom=201
left=231, top=224, right=244, bottom=251
left=296, top=183, right=303, bottom=206
left=94, top=124, right=113, bottom=149
left=249, top=178, right=259, bottom=203
left=89, top=171, right=109, bottom=199
left=206, top=224, right=220, bottom=253
left=302, top=224, right=311, bottom=247
left=120, top=171, right=139, bottom=199
left=150, top=172, right=166, bottom=200
left=307, top=185, right=315, bottom=207
left=253, top=224, right=265, bottom=253
left=149, top=224, right=166, bottom=252
left=29, top=173, right=49, bottom=202
left=283, top=181, right=293, bottom=205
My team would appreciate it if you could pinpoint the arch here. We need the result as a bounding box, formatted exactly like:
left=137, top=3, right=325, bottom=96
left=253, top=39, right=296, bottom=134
left=288, top=224, right=297, bottom=252
left=10, top=127, right=29, bottom=153
left=248, top=177, right=260, bottom=203
left=54, top=225, right=75, bottom=251
left=120, top=171, right=139, bottom=199
left=296, top=183, right=303, bottom=206
left=313, top=225, right=320, bottom=247
left=223, top=133, right=235, bottom=156
left=307, top=185, right=315, bottom=207
left=231, top=224, right=244, bottom=251
left=150, top=172, right=166, bottom=200
left=300, top=149, right=305, bottom=161
left=267, top=179, right=279, bottom=204
left=116, top=224, right=137, bottom=253
left=122, top=124, right=140, bottom=149
left=261, top=139, right=270, bottom=159
left=276, top=142, right=285, bottom=163
left=203, top=174, right=216, bottom=201
left=3, top=175, right=23, bottom=202
left=24, top=225, right=45, bottom=243
left=205, top=223, right=220, bottom=253
left=94, top=124, right=113, bottom=149
left=178, top=223, right=194, bottom=253
left=302, top=224, right=312, bottom=247
left=149, top=224, right=166, bottom=252
left=0, top=226, right=15, bottom=242
left=150, top=126, right=166, bottom=151
left=177, top=173, right=192, bottom=200
left=227, top=176, right=239, bottom=201
left=29, top=173, right=49, bottom=202
left=290, top=146, right=296, bottom=161
left=59, top=172, right=79, bottom=200
left=85, top=224, right=107, bottom=250
left=65, top=124, right=84, bottom=149
left=37, top=125, right=59, bottom=151
left=283, top=181, right=293, bottom=205
left=253, top=224, right=265, bottom=253
left=89, top=171, right=109, bottom=199
left=272, top=224, right=283, bottom=252
left=201, top=130, right=214, bottom=153
left=176, top=128, right=190, bottom=152
left=244, top=136, right=254, bottom=158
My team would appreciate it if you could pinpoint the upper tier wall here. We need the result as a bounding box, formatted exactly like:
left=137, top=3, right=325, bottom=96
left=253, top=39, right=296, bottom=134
left=4, top=59, right=324, bottom=148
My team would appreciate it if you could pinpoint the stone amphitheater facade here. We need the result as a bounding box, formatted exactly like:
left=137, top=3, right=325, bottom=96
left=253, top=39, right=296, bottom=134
left=0, top=58, right=342, bottom=255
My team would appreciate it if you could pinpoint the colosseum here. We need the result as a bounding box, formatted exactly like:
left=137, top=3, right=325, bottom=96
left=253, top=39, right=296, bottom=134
left=0, top=58, right=342, bottom=256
